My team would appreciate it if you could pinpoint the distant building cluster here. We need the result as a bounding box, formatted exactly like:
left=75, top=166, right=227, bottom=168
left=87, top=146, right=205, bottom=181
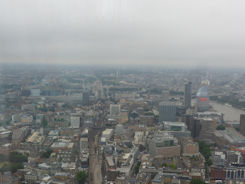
left=0, top=66, right=244, bottom=183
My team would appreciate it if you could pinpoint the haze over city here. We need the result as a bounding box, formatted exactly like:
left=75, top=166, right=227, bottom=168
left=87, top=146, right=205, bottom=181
left=2, top=1, right=245, bottom=183
left=1, top=0, right=245, bottom=67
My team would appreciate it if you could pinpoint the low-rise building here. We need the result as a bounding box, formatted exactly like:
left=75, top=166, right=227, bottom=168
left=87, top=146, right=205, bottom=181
left=147, top=131, right=180, bottom=159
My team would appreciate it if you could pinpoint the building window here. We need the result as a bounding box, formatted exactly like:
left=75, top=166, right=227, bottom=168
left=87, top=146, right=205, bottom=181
left=227, top=171, right=230, bottom=178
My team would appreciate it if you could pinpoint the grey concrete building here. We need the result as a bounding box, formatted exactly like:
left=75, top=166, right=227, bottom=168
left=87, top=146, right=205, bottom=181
left=159, top=102, right=176, bottom=122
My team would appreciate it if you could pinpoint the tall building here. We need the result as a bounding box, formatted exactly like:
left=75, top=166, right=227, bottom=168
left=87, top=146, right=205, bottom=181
left=198, top=118, right=216, bottom=143
left=185, top=114, right=216, bottom=144
left=184, top=82, right=192, bottom=109
left=159, top=102, right=177, bottom=122
left=240, top=114, right=245, bottom=135
left=110, top=104, right=121, bottom=118
left=82, top=92, right=90, bottom=106
left=196, top=86, right=209, bottom=112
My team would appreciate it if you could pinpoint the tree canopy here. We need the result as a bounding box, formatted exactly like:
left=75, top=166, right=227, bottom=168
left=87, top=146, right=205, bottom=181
left=76, top=171, right=88, bottom=184
left=198, top=141, right=211, bottom=160
left=216, top=124, right=225, bottom=130
left=9, top=152, right=28, bottom=163
left=0, top=152, right=27, bottom=173
left=190, top=178, right=205, bottom=184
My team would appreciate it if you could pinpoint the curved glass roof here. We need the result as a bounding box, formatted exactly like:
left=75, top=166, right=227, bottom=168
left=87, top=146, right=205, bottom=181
left=196, top=86, right=208, bottom=97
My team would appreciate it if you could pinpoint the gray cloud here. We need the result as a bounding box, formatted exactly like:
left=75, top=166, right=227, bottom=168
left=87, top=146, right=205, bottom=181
left=1, top=0, right=245, bottom=67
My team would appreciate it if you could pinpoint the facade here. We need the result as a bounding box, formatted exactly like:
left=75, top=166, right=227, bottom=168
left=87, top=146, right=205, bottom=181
left=185, top=115, right=216, bottom=142
left=82, top=92, right=90, bottom=106
left=180, top=138, right=199, bottom=156
left=162, top=121, right=186, bottom=132
left=147, top=131, right=180, bottom=158
left=110, top=104, right=121, bottom=118
left=195, top=112, right=224, bottom=123
left=184, top=82, right=192, bottom=109
left=152, top=172, right=191, bottom=184
left=210, top=166, right=245, bottom=182
left=227, top=151, right=242, bottom=164
left=240, top=114, right=245, bottom=135
left=198, top=118, right=216, bottom=142
left=159, top=102, right=177, bottom=122
left=196, top=86, right=209, bottom=112
left=162, top=121, right=191, bottom=138
left=70, top=116, right=80, bottom=128
left=210, top=167, right=226, bottom=181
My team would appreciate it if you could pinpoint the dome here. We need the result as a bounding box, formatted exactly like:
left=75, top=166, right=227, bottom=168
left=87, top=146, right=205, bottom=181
left=196, top=86, right=208, bottom=97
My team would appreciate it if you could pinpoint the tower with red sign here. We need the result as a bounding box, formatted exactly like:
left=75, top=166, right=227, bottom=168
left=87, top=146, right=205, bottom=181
left=196, top=84, right=209, bottom=112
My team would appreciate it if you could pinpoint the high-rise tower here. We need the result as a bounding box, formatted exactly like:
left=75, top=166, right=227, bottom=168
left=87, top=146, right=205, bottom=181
left=184, top=82, right=192, bottom=109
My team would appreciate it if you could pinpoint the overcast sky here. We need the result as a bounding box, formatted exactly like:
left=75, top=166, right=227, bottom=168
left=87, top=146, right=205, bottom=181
left=1, top=0, right=245, bottom=67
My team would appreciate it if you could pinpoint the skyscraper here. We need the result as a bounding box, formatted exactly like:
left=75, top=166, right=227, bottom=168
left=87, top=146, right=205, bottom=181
left=240, top=114, right=245, bottom=135
left=82, top=92, right=90, bottom=106
left=110, top=104, right=121, bottom=118
left=159, top=102, right=177, bottom=122
left=184, top=82, right=192, bottom=109
left=196, top=86, right=209, bottom=112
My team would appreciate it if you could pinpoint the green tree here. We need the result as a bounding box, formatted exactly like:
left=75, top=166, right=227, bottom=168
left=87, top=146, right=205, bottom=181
left=190, top=178, right=205, bottom=184
left=216, top=125, right=225, bottom=130
left=9, top=152, right=27, bottom=163
left=0, top=162, right=24, bottom=173
left=207, top=158, right=213, bottom=166
left=169, top=163, right=177, bottom=170
left=198, top=141, right=211, bottom=160
left=10, top=163, right=24, bottom=173
left=76, top=171, right=88, bottom=184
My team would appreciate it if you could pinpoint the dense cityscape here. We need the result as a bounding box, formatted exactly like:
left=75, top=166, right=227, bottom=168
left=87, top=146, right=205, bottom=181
left=0, top=65, right=244, bottom=184
left=2, top=0, right=245, bottom=183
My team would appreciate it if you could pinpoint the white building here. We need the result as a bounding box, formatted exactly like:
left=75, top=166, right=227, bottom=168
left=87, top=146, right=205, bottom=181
left=70, top=116, right=80, bottom=128
left=102, top=129, right=114, bottom=140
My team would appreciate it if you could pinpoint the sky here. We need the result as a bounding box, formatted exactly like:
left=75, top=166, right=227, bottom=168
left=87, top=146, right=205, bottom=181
left=1, top=0, right=245, bottom=67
